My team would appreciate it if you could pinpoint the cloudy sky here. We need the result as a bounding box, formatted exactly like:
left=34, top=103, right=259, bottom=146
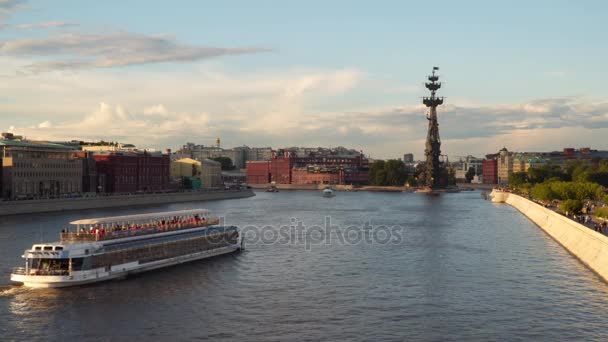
left=1, top=0, right=607, bottom=159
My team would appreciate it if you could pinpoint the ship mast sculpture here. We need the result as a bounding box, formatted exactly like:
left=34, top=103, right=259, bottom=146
left=422, top=67, right=445, bottom=189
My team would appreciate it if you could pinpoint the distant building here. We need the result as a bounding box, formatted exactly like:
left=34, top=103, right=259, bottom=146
left=563, top=147, right=608, bottom=161
left=270, top=154, right=293, bottom=184
left=246, top=161, right=271, bottom=184
left=199, top=159, right=222, bottom=188
left=497, top=147, right=513, bottom=184
left=454, top=155, right=483, bottom=182
left=170, top=157, right=222, bottom=189
left=222, top=170, right=246, bottom=186
left=246, top=148, right=370, bottom=185
left=176, top=143, right=268, bottom=169
left=93, top=150, right=170, bottom=193
left=512, top=154, right=527, bottom=173
left=403, top=153, right=414, bottom=163
left=482, top=159, right=498, bottom=184
left=1, top=134, right=84, bottom=199
left=246, top=147, right=273, bottom=162
left=82, top=152, right=98, bottom=193
left=292, top=167, right=341, bottom=185
left=482, top=146, right=608, bottom=185
left=81, top=142, right=137, bottom=152
left=525, top=157, right=549, bottom=171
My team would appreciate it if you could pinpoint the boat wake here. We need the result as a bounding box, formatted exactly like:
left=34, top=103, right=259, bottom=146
left=0, top=284, right=30, bottom=297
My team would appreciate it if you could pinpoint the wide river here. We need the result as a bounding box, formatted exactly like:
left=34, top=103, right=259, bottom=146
left=1, top=190, right=608, bottom=341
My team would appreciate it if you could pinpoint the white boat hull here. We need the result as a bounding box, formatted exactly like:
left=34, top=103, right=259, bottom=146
left=11, top=244, right=240, bottom=288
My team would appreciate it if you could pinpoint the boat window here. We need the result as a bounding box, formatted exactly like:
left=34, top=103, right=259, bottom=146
left=43, top=246, right=53, bottom=251
left=71, top=258, right=84, bottom=271
left=34, top=246, right=42, bottom=250
left=54, top=246, right=63, bottom=251
left=27, top=258, right=69, bottom=274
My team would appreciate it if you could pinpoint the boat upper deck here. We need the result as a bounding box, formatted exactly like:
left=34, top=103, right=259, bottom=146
left=61, top=209, right=219, bottom=243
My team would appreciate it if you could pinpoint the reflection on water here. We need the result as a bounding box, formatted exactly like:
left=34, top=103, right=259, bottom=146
left=2, top=191, right=608, bottom=341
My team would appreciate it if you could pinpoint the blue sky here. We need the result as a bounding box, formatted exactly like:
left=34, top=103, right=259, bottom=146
left=1, top=0, right=608, bottom=159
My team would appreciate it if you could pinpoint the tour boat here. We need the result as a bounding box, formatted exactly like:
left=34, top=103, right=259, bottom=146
left=10, top=209, right=242, bottom=288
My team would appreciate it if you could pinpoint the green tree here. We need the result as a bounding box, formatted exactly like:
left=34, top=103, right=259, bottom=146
left=465, top=167, right=476, bottom=183
left=583, top=171, right=608, bottom=187
left=572, top=165, right=591, bottom=182
left=405, top=175, right=418, bottom=187
left=370, top=159, right=406, bottom=186
left=548, top=181, right=602, bottom=201
left=212, top=156, right=235, bottom=170
left=528, top=165, right=567, bottom=184
left=509, top=172, right=528, bottom=188
left=565, top=159, right=589, bottom=180
left=596, top=207, right=608, bottom=219
left=560, top=199, right=582, bottom=215
left=384, top=159, right=406, bottom=186
left=370, top=160, right=386, bottom=186
left=531, top=183, right=557, bottom=201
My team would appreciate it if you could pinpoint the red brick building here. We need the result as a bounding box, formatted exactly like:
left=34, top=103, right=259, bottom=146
left=292, top=168, right=342, bottom=185
left=246, top=161, right=271, bottom=184
left=482, top=159, right=498, bottom=184
left=270, top=157, right=293, bottom=184
left=93, top=151, right=170, bottom=193
left=246, top=150, right=370, bottom=185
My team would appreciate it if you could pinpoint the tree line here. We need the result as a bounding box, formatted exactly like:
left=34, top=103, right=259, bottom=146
left=508, top=159, right=608, bottom=214
left=369, top=159, right=424, bottom=186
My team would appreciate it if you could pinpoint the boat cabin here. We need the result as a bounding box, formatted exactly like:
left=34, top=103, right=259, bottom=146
left=61, top=209, right=217, bottom=243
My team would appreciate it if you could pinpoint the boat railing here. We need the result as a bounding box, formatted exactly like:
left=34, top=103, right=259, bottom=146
left=12, top=267, right=27, bottom=275
left=60, top=218, right=221, bottom=243
left=11, top=267, right=69, bottom=276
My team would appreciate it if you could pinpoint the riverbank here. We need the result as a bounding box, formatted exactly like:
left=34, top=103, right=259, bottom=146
left=248, top=183, right=417, bottom=192
left=249, top=183, right=354, bottom=191
left=491, top=189, right=608, bottom=282
left=0, top=189, right=255, bottom=216
left=456, top=183, right=495, bottom=190
left=250, top=183, right=483, bottom=193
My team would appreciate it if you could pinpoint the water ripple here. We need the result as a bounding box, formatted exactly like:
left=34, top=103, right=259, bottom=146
left=1, top=191, right=608, bottom=341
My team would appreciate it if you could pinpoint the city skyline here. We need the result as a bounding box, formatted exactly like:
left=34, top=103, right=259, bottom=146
left=1, top=1, right=608, bottom=159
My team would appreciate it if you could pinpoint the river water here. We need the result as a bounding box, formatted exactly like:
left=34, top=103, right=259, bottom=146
left=1, top=190, right=608, bottom=341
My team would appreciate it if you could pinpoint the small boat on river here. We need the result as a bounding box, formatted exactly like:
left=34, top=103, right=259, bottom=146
left=265, top=185, right=279, bottom=192
left=322, top=187, right=335, bottom=198
left=10, top=209, right=241, bottom=288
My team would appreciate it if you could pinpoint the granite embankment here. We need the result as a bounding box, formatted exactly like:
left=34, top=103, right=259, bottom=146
left=491, top=189, right=608, bottom=282
left=0, top=190, right=255, bottom=216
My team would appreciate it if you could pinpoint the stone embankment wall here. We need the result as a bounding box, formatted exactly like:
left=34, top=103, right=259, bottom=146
left=491, top=190, right=608, bottom=282
left=0, top=190, right=255, bottom=216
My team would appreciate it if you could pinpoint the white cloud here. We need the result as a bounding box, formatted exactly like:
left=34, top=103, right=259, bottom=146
left=1, top=63, right=608, bottom=159
left=7, top=102, right=211, bottom=148
left=37, top=120, right=52, bottom=128
left=15, top=21, right=77, bottom=29
left=0, top=32, right=270, bottom=72
left=143, top=104, right=170, bottom=117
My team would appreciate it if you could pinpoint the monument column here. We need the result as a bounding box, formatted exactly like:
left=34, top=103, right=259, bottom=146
left=422, top=67, right=445, bottom=189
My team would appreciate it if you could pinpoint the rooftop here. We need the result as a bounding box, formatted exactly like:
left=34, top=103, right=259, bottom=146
left=0, top=139, right=77, bottom=150
left=69, top=209, right=211, bottom=225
